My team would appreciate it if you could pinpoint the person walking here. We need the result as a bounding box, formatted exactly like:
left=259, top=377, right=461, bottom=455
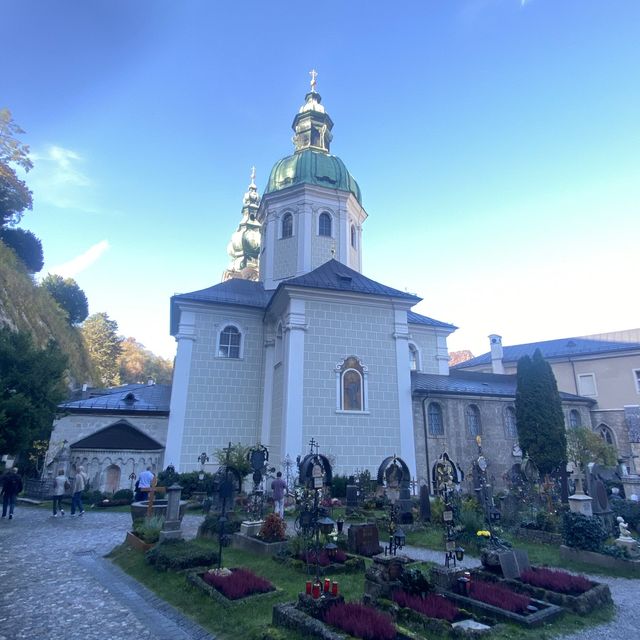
left=271, top=471, right=287, bottom=518
left=136, top=466, right=154, bottom=501
left=52, top=469, right=69, bottom=517
left=1, top=467, right=23, bottom=520
left=70, top=465, right=87, bottom=516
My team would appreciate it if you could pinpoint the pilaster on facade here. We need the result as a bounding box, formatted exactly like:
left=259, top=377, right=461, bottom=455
left=165, top=310, right=196, bottom=471
left=260, top=335, right=276, bottom=448
left=436, top=331, right=451, bottom=375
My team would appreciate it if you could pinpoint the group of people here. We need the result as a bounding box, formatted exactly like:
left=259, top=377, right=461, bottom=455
left=51, top=466, right=88, bottom=517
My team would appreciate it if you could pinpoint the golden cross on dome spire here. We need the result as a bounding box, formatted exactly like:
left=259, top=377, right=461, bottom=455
left=309, top=68, right=318, bottom=92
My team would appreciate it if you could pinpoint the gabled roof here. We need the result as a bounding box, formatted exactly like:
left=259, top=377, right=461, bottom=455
left=407, top=311, right=457, bottom=331
left=454, top=336, right=640, bottom=369
left=59, top=384, right=171, bottom=415
left=70, top=420, right=163, bottom=450
left=276, top=259, right=421, bottom=303
left=411, top=369, right=594, bottom=403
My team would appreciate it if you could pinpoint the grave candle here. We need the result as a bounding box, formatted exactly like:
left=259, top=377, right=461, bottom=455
left=324, top=578, right=331, bottom=592
left=312, top=582, right=321, bottom=599
left=305, top=581, right=312, bottom=595
left=331, top=581, right=339, bottom=596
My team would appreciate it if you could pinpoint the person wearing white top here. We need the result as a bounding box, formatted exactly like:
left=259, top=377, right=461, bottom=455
left=52, top=469, right=68, bottom=517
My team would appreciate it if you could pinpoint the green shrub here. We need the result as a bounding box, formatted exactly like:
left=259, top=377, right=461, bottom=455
left=430, top=498, right=444, bottom=524
left=198, top=513, right=241, bottom=537
left=562, top=512, right=607, bottom=552
left=81, top=489, right=106, bottom=505
left=157, top=470, right=216, bottom=499
left=331, top=474, right=348, bottom=498
left=112, top=489, right=134, bottom=502
left=145, top=540, right=218, bottom=571
left=611, top=497, right=640, bottom=534
left=258, top=513, right=287, bottom=542
left=132, top=515, right=164, bottom=544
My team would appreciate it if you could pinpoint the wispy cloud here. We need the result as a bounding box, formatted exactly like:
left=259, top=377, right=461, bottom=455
left=26, top=145, right=96, bottom=211
left=48, top=240, right=110, bottom=278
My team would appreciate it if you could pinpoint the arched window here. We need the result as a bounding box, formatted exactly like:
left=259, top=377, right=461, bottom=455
left=282, top=213, right=293, bottom=238
left=569, top=409, right=582, bottom=428
left=319, top=212, right=332, bottom=237
left=409, top=344, right=419, bottom=371
left=504, top=406, right=517, bottom=438
left=336, top=356, right=367, bottom=412
left=598, top=423, right=615, bottom=446
left=218, top=325, right=241, bottom=358
left=428, top=402, right=444, bottom=436
left=466, top=404, right=482, bottom=437
left=350, top=224, right=357, bottom=248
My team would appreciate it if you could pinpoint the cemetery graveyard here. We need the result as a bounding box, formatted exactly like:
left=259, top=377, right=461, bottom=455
left=111, top=438, right=640, bottom=640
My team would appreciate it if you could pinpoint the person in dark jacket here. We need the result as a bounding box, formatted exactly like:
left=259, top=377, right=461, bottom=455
left=1, top=468, right=23, bottom=520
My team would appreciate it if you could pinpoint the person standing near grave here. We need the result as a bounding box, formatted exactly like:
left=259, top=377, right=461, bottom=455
left=137, top=466, right=154, bottom=500
left=1, top=467, right=23, bottom=520
left=71, top=465, right=88, bottom=516
left=52, top=469, right=69, bottom=517
left=271, top=471, right=287, bottom=518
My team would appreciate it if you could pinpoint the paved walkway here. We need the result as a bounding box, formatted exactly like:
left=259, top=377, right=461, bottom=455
left=0, top=505, right=213, bottom=640
left=0, top=507, right=638, bottom=639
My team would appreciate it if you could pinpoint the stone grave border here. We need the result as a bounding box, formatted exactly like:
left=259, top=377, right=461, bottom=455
left=272, top=553, right=365, bottom=576
left=125, top=530, right=155, bottom=553
left=559, top=545, right=640, bottom=576
left=515, top=527, right=563, bottom=546
left=473, top=568, right=612, bottom=615
left=231, top=532, right=289, bottom=556
left=186, top=571, right=282, bottom=608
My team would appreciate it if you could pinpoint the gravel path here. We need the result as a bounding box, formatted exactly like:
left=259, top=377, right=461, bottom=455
left=0, top=506, right=637, bottom=639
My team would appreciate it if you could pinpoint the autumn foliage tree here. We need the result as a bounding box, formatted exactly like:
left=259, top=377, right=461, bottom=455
left=118, top=337, right=173, bottom=385
left=81, top=312, right=123, bottom=387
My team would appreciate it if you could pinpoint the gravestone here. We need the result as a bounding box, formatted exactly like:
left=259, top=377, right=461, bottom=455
left=159, top=484, right=183, bottom=542
left=348, top=523, right=382, bottom=556
left=346, top=485, right=359, bottom=514
left=419, top=484, right=431, bottom=522
left=498, top=549, right=531, bottom=580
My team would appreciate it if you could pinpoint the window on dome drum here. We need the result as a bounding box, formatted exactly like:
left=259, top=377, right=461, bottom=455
left=428, top=402, right=444, bottom=436
left=340, top=357, right=364, bottom=411
left=282, top=213, right=293, bottom=238
left=569, top=409, right=582, bottom=428
left=633, top=369, right=640, bottom=393
left=466, top=404, right=482, bottom=437
left=504, top=406, right=517, bottom=438
left=598, top=424, right=615, bottom=446
left=319, top=212, right=332, bottom=237
left=350, top=224, right=356, bottom=248
left=218, top=325, right=241, bottom=358
left=409, top=344, right=419, bottom=371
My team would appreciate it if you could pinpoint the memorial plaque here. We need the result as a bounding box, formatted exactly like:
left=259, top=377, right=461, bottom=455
left=347, top=523, right=382, bottom=556
left=443, top=510, right=453, bottom=522
left=513, top=549, right=531, bottom=574
left=498, top=549, right=531, bottom=579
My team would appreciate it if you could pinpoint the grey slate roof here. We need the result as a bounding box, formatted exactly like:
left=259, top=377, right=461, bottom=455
left=70, top=420, right=164, bottom=450
left=279, top=259, right=421, bottom=302
left=59, top=384, right=171, bottom=414
left=411, top=369, right=593, bottom=403
left=407, top=311, right=457, bottom=331
left=172, top=278, right=273, bottom=309
left=454, top=336, right=640, bottom=369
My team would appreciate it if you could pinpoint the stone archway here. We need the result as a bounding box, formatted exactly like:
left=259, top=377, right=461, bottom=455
left=105, top=464, right=121, bottom=494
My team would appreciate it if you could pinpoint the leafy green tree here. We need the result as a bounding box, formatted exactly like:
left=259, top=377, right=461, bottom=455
left=81, top=312, right=123, bottom=387
left=0, top=328, right=67, bottom=461
left=0, top=109, right=33, bottom=227
left=41, top=273, right=89, bottom=325
left=566, top=426, right=617, bottom=470
left=515, top=349, right=567, bottom=476
left=118, top=337, right=173, bottom=385
left=0, top=227, right=43, bottom=273
left=213, top=442, right=251, bottom=478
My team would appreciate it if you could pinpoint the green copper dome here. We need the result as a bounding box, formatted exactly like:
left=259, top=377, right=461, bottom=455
left=265, top=148, right=362, bottom=204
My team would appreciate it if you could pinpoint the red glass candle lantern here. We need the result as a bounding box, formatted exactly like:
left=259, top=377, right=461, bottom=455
left=312, top=582, right=321, bottom=599
left=305, top=581, right=312, bottom=595
left=331, top=581, right=339, bottom=596
left=324, top=578, right=331, bottom=592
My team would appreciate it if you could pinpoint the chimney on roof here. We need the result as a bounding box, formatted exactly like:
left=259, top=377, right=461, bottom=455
left=81, top=382, right=89, bottom=399
left=489, top=334, right=504, bottom=374
left=147, top=378, right=155, bottom=386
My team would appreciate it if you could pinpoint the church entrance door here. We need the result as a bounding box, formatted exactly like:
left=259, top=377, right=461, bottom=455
left=105, top=464, right=121, bottom=494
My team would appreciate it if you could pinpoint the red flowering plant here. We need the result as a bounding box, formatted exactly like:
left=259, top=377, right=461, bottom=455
left=393, top=590, right=460, bottom=622
left=258, top=513, right=287, bottom=542
left=323, top=602, right=396, bottom=640
left=300, top=548, right=347, bottom=566
left=519, top=567, right=592, bottom=595
left=202, top=567, right=274, bottom=600
left=469, top=580, right=531, bottom=614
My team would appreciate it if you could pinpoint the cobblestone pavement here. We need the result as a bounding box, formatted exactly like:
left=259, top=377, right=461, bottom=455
left=0, top=505, right=212, bottom=640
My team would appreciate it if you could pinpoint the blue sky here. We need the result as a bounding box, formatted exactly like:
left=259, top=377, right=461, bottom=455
left=3, top=0, right=639, bottom=360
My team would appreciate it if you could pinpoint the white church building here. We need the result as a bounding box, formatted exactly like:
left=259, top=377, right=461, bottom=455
left=165, top=79, right=456, bottom=480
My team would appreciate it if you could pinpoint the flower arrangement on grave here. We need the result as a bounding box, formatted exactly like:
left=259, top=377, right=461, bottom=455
left=202, top=567, right=274, bottom=600
left=468, top=580, right=532, bottom=614
left=519, top=567, right=593, bottom=595
left=392, top=590, right=460, bottom=622
left=300, top=547, right=347, bottom=566
left=323, top=602, right=396, bottom=640
left=258, top=513, right=287, bottom=542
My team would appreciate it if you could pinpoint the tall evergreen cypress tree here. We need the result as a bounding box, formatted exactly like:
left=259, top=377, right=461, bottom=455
left=515, top=349, right=567, bottom=476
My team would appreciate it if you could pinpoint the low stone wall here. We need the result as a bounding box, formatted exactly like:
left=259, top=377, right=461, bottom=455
left=186, top=572, right=280, bottom=608
left=559, top=545, right=640, bottom=576
left=231, top=532, right=288, bottom=556
left=273, top=554, right=365, bottom=576
left=515, top=528, right=563, bottom=546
